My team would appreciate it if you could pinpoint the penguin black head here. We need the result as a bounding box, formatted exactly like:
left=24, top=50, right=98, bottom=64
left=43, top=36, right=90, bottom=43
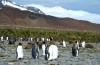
left=43, top=41, right=46, bottom=44
left=19, top=43, right=22, bottom=45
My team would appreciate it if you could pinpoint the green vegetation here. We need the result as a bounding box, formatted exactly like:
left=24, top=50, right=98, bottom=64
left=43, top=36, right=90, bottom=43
left=0, top=28, right=100, bottom=43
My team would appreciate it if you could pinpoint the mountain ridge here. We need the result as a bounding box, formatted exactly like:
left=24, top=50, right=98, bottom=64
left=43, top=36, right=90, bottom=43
left=0, top=0, right=44, bottom=14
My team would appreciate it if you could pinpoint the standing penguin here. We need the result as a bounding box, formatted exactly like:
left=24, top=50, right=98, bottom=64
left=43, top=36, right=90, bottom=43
left=32, top=42, right=39, bottom=59
left=76, top=41, right=79, bottom=56
left=72, top=41, right=79, bottom=57
left=45, top=44, right=49, bottom=60
left=42, top=41, right=46, bottom=56
left=1, top=36, right=4, bottom=41
left=30, top=37, right=33, bottom=42
left=48, top=43, right=58, bottom=60
left=6, top=37, right=8, bottom=41
left=16, top=43, right=24, bottom=60
left=62, top=40, right=66, bottom=47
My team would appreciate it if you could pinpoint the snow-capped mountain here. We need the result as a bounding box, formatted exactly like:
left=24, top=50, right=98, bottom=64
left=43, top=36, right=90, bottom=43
left=0, top=1, right=100, bottom=32
left=26, top=7, right=44, bottom=14
left=0, top=0, right=44, bottom=14
left=1, top=0, right=27, bottom=10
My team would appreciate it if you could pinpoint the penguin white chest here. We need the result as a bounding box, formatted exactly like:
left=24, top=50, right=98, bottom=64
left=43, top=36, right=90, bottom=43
left=42, top=44, right=46, bottom=56
left=48, top=45, right=58, bottom=60
left=63, top=41, right=66, bottom=47
left=17, top=46, right=23, bottom=59
left=82, top=41, right=85, bottom=48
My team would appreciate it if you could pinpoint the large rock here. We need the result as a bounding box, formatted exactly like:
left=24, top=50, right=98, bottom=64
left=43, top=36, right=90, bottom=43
left=24, top=43, right=32, bottom=49
left=85, top=44, right=94, bottom=48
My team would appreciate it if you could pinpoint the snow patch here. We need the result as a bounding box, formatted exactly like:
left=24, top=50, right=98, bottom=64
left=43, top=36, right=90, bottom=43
left=2, top=1, right=27, bottom=10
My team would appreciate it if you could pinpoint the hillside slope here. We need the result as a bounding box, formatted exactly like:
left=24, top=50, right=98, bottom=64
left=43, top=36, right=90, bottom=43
left=0, top=6, right=100, bottom=32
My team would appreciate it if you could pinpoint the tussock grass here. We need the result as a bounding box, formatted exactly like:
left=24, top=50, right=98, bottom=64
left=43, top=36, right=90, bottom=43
left=0, top=28, right=100, bottom=43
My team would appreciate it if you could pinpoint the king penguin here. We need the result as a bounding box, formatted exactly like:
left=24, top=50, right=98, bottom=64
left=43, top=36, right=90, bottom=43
left=16, top=43, right=24, bottom=60
left=32, top=42, right=39, bottom=59
left=48, top=44, right=58, bottom=60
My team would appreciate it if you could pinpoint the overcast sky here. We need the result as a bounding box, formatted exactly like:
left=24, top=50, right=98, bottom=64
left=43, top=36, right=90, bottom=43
left=12, top=0, right=100, bottom=24
left=13, top=0, right=100, bottom=14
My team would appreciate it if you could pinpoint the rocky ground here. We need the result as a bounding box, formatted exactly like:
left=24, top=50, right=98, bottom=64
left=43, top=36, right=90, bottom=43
left=0, top=41, right=100, bottom=65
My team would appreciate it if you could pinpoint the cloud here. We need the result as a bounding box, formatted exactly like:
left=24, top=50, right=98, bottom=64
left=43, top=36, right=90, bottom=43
left=13, top=0, right=100, bottom=14
left=25, top=4, right=100, bottom=24
left=65, top=0, right=80, bottom=2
